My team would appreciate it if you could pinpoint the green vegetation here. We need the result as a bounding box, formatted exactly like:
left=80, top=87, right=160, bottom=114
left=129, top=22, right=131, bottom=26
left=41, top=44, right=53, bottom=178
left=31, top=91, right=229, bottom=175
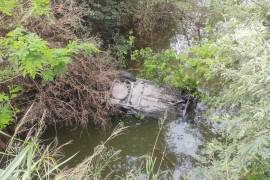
left=31, top=0, right=51, bottom=16
left=1, top=0, right=270, bottom=179
left=193, top=1, right=270, bottom=179
left=133, top=0, right=270, bottom=179
left=132, top=41, right=235, bottom=95
left=0, top=0, right=99, bottom=129
left=132, top=44, right=215, bottom=92
left=0, top=0, right=50, bottom=17
left=111, top=33, right=135, bottom=68
left=0, top=100, right=13, bottom=129
left=0, top=86, right=21, bottom=129
left=0, top=27, right=97, bottom=80
left=0, top=0, right=17, bottom=15
left=0, top=27, right=97, bottom=129
left=0, top=138, right=69, bottom=180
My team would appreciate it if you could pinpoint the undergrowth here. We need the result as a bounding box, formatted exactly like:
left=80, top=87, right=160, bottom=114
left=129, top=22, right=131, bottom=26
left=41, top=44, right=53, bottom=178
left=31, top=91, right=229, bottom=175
left=3, top=0, right=270, bottom=179
left=134, top=0, right=270, bottom=179
left=0, top=0, right=113, bottom=129
left=192, top=0, right=270, bottom=179
left=0, top=117, right=126, bottom=180
left=132, top=42, right=233, bottom=95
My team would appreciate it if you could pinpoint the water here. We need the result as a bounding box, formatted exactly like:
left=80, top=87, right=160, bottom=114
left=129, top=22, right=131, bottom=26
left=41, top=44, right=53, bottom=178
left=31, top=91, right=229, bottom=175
left=43, top=115, right=210, bottom=179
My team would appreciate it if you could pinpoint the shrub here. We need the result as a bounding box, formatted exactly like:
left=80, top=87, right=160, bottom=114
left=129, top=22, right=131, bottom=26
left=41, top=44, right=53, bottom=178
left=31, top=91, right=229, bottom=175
left=0, top=27, right=98, bottom=81
left=111, top=33, right=135, bottom=68
left=132, top=42, right=231, bottom=93
left=191, top=0, right=270, bottom=179
left=0, top=27, right=98, bottom=128
left=0, top=0, right=17, bottom=16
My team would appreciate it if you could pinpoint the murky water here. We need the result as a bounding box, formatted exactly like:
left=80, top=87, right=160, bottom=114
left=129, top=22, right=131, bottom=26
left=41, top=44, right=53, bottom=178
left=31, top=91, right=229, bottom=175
left=44, top=114, right=211, bottom=178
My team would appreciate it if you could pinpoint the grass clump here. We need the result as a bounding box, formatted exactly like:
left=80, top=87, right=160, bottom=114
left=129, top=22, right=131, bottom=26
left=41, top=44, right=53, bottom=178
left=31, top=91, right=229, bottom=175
left=0, top=118, right=127, bottom=180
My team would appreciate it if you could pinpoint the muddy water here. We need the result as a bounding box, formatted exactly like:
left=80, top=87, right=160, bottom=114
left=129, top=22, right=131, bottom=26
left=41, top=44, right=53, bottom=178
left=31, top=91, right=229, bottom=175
left=44, top=115, right=210, bottom=178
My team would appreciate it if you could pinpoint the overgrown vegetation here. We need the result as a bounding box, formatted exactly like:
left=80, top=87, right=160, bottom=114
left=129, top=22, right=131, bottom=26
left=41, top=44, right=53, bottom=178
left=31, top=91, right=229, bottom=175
left=132, top=43, right=227, bottom=93
left=134, top=0, right=270, bottom=179
left=2, top=0, right=270, bottom=179
left=0, top=0, right=116, bottom=129
left=192, top=1, right=270, bottom=179
left=75, top=0, right=190, bottom=67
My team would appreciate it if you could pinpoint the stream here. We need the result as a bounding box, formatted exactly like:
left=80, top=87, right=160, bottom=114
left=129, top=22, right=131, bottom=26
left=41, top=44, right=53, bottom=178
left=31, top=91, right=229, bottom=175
left=43, top=3, right=211, bottom=178
left=44, top=115, right=212, bottom=179
left=44, top=38, right=212, bottom=179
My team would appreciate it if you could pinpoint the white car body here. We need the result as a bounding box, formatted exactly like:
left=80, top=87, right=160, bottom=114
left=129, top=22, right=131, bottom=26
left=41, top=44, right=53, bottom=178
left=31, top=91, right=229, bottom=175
left=110, top=79, right=183, bottom=119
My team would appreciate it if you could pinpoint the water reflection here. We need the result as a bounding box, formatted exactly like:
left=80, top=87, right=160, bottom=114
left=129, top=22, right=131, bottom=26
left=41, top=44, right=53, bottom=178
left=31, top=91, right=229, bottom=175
left=44, top=117, right=205, bottom=178
left=166, top=120, right=202, bottom=158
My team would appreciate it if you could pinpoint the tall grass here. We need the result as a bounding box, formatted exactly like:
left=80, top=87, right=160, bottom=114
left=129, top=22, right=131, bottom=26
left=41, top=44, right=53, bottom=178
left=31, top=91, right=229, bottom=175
left=0, top=115, right=127, bottom=180
left=55, top=125, right=127, bottom=180
left=0, top=133, right=74, bottom=180
left=0, top=110, right=72, bottom=180
left=118, top=112, right=172, bottom=180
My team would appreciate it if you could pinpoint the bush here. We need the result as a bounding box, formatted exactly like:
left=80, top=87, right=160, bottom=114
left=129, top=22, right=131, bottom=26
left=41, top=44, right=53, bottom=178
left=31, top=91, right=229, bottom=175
left=191, top=0, right=270, bottom=179
left=110, top=33, right=135, bottom=68
left=132, top=42, right=231, bottom=94
left=0, top=27, right=98, bottom=129
left=0, top=27, right=98, bottom=81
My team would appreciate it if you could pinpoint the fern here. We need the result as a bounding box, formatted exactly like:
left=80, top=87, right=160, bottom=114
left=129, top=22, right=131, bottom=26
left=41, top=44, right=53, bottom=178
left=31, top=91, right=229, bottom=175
left=0, top=92, right=13, bottom=130
left=0, top=0, right=17, bottom=16
left=31, top=0, right=50, bottom=16
left=0, top=27, right=99, bottom=81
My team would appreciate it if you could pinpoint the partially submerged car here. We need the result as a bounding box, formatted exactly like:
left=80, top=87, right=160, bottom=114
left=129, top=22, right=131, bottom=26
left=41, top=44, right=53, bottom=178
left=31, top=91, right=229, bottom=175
left=110, top=74, right=187, bottom=120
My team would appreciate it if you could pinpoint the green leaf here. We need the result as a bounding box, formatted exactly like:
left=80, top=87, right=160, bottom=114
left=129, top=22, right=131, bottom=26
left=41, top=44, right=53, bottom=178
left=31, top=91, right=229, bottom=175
left=0, top=105, right=13, bottom=129
left=2, top=28, right=98, bottom=81
left=31, top=0, right=50, bottom=16
left=0, top=0, right=17, bottom=16
left=0, top=144, right=30, bottom=180
left=0, top=93, right=9, bottom=102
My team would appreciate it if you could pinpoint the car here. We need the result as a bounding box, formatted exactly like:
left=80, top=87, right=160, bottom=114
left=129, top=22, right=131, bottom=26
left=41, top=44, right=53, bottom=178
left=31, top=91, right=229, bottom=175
left=110, top=73, right=187, bottom=120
